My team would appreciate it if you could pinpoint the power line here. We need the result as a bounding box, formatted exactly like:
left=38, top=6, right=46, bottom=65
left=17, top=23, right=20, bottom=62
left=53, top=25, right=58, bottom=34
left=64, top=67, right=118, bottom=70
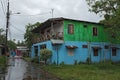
left=1, top=0, right=6, bottom=16
left=10, top=23, right=25, bottom=33
left=2, top=0, right=7, bottom=12
left=13, top=11, right=51, bottom=16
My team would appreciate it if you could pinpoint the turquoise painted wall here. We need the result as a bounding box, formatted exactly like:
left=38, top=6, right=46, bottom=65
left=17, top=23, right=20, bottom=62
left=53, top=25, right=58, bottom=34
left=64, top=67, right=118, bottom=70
left=31, top=41, right=120, bottom=64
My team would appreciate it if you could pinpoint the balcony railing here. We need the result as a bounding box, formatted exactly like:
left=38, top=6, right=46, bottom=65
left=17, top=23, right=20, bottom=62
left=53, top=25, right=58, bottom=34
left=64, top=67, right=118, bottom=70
left=33, top=32, right=63, bottom=43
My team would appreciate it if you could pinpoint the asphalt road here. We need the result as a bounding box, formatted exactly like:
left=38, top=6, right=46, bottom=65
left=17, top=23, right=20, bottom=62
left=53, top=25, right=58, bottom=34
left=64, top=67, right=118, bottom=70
left=5, top=58, right=27, bottom=80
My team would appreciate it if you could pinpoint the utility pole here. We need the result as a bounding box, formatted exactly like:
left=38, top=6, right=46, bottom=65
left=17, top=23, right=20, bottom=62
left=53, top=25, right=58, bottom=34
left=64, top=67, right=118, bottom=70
left=51, top=9, right=54, bottom=18
left=51, top=9, right=54, bottom=38
left=6, top=0, right=10, bottom=46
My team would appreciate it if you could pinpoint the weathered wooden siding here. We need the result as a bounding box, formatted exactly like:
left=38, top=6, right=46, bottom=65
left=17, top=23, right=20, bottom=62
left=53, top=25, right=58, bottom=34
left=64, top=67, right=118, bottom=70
left=63, top=20, right=108, bottom=42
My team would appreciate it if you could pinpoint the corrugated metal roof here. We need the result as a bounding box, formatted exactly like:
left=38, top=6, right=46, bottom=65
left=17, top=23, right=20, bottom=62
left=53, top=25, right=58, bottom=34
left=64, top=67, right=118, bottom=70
left=32, top=17, right=104, bottom=33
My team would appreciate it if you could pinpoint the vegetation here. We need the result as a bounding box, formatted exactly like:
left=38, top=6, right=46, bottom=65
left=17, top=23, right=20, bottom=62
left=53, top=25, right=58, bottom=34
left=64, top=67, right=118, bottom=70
left=0, top=28, right=6, bottom=44
left=17, top=40, right=26, bottom=46
left=31, top=57, right=39, bottom=63
left=40, top=49, right=52, bottom=64
left=8, top=40, right=17, bottom=50
left=86, top=0, right=120, bottom=42
left=24, top=22, right=41, bottom=49
left=0, top=56, right=6, bottom=67
left=23, top=57, right=32, bottom=62
left=43, top=63, right=120, bottom=80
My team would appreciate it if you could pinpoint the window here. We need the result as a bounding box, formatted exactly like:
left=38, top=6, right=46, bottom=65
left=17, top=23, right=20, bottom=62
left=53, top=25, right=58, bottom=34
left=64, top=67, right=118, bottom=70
left=104, top=45, right=109, bottom=49
left=93, top=48, right=98, bottom=56
left=82, top=45, right=88, bottom=48
left=40, top=44, right=46, bottom=49
left=68, top=24, right=74, bottom=34
left=68, top=49, right=74, bottom=56
left=93, top=27, right=98, bottom=36
left=112, top=48, right=116, bottom=56
left=83, top=24, right=87, bottom=28
left=34, top=46, right=38, bottom=56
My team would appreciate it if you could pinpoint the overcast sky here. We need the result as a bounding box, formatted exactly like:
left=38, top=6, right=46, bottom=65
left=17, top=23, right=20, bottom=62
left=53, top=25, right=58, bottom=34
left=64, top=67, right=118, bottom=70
left=0, top=0, right=103, bottom=42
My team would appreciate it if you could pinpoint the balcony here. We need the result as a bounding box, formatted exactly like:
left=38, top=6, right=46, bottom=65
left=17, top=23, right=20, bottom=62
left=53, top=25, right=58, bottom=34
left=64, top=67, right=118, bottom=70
left=33, top=32, right=63, bottom=43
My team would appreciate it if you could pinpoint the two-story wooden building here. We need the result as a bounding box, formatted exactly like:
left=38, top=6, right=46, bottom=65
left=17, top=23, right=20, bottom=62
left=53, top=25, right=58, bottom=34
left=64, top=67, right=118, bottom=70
left=31, top=17, right=120, bottom=64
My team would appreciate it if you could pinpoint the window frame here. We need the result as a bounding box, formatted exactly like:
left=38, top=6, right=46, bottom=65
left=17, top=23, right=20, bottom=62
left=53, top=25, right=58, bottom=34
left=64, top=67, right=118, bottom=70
left=93, top=48, right=99, bottom=56
left=40, top=44, right=46, bottom=49
left=68, top=24, right=74, bottom=34
left=112, top=48, right=117, bottom=56
left=34, top=46, right=38, bottom=56
left=68, top=49, right=74, bottom=56
left=93, top=27, right=98, bottom=36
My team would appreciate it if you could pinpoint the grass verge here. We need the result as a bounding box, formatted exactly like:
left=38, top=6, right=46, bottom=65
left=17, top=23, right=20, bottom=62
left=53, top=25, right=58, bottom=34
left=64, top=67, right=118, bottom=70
left=0, top=56, right=6, bottom=67
left=42, top=63, right=120, bottom=80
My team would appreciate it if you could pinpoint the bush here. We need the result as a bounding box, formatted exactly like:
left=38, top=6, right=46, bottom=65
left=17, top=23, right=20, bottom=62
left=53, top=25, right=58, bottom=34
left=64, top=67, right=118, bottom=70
left=31, top=57, right=39, bottom=63
left=40, top=49, right=52, bottom=64
left=86, top=57, right=91, bottom=64
left=0, top=56, right=6, bottom=66
left=53, top=60, right=56, bottom=65
left=74, top=60, right=78, bottom=65
left=60, top=61, right=65, bottom=65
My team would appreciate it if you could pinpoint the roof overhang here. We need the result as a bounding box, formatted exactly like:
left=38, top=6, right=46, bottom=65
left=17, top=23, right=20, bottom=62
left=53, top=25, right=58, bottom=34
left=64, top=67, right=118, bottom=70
left=111, top=47, right=120, bottom=49
left=92, top=46, right=101, bottom=49
left=51, top=39, right=64, bottom=45
left=66, top=45, right=78, bottom=49
left=32, top=18, right=63, bottom=33
left=32, top=17, right=104, bottom=33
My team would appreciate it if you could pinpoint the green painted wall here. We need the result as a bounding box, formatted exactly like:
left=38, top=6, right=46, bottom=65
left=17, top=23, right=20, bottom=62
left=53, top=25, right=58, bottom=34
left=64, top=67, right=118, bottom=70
left=63, top=20, right=109, bottom=42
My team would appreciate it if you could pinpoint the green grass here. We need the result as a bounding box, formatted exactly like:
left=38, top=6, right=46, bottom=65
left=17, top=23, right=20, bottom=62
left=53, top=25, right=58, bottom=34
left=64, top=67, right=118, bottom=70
left=23, top=57, right=32, bottom=62
left=0, top=56, right=6, bottom=67
left=42, top=63, right=120, bottom=80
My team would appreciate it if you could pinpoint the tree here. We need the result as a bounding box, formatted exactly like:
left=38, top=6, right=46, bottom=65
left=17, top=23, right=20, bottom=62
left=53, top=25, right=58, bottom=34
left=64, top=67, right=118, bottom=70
left=16, top=40, right=25, bottom=46
left=86, top=0, right=120, bottom=42
left=0, top=28, right=6, bottom=44
left=24, top=22, right=41, bottom=48
left=40, top=49, right=52, bottom=64
left=7, top=40, right=16, bottom=50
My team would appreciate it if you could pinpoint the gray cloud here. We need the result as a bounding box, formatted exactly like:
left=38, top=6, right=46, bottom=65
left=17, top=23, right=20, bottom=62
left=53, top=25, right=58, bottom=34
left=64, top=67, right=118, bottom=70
left=0, top=0, right=103, bottom=41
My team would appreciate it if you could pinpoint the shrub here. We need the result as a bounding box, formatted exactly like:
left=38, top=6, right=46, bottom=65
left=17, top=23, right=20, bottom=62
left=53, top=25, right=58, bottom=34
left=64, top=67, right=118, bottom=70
left=60, top=61, right=65, bottom=65
left=0, top=56, right=6, bottom=64
left=40, top=49, right=52, bottom=64
left=74, top=60, right=78, bottom=65
left=86, top=57, right=91, bottom=64
left=53, top=60, right=56, bottom=65
left=31, top=57, right=39, bottom=63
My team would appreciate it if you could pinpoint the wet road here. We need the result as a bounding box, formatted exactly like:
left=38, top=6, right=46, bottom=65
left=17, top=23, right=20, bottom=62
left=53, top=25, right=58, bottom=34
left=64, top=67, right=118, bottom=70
left=5, top=58, right=27, bottom=80
left=5, top=58, right=60, bottom=80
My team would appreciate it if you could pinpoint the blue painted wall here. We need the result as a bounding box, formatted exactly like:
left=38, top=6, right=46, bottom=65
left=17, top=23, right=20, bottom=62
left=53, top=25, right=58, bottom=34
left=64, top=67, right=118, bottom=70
left=31, top=41, right=120, bottom=64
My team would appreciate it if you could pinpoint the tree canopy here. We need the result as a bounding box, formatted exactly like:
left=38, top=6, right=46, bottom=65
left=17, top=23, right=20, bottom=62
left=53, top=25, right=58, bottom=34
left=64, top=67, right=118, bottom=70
left=0, top=28, right=6, bottom=44
left=24, top=22, right=41, bottom=48
left=86, top=0, right=120, bottom=42
left=8, top=40, right=17, bottom=50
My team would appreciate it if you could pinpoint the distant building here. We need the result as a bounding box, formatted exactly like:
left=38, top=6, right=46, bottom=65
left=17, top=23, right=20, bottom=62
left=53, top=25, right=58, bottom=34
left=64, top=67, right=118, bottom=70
left=31, top=17, right=120, bottom=64
left=16, top=46, right=29, bottom=57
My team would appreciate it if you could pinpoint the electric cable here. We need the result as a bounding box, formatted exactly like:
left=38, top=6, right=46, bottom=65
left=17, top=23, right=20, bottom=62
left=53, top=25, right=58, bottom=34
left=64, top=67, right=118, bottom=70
left=1, top=0, right=6, bottom=16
